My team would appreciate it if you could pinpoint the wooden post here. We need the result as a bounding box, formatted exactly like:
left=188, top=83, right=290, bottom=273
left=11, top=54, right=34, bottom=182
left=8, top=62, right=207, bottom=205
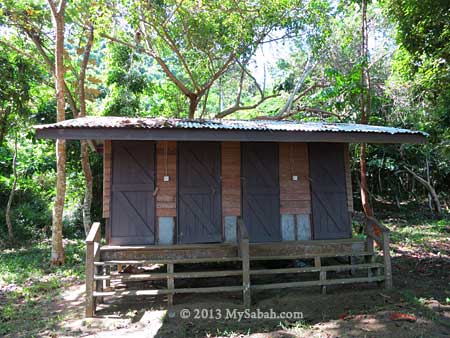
left=382, top=232, right=393, bottom=289
left=167, top=263, right=174, bottom=307
left=315, top=257, right=326, bottom=294
left=85, top=240, right=95, bottom=317
left=320, top=271, right=327, bottom=295
left=238, top=218, right=251, bottom=308
left=85, top=222, right=101, bottom=317
left=241, top=239, right=250, bottom=308
left=365, top=236, right=374, bottom=279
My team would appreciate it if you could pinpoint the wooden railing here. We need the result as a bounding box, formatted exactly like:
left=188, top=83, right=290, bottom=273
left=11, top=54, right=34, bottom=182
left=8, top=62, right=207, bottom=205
left=237, top=217, right=250, bottom=308
left=85, top=222, right=101, bottom=317
left=84, top=218, right=390, bottom=317
left=364, top=216, right=393, bottom=289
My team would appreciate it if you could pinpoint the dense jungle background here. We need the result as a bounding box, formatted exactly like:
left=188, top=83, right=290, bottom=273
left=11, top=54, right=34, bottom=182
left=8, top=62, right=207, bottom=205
left=0, top=1, right=449, bottom=337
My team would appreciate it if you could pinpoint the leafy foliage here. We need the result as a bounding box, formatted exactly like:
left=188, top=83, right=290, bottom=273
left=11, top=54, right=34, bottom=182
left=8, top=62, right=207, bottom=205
left=0, top=0, right=449, bottom=245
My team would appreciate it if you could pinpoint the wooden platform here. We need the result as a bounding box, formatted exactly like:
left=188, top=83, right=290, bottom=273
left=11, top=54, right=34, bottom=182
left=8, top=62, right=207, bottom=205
left=85, top=218, right=393, bottom=317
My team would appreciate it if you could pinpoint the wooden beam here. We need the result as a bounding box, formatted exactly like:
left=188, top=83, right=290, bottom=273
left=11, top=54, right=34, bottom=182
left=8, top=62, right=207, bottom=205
left=93, top=285, right=243, bottom=296
left=251, top=275, right=385, bottom=290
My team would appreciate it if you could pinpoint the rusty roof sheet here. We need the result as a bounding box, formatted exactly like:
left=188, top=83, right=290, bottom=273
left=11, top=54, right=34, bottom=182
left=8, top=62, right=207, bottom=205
left=35, top=116, right=428, bottom=136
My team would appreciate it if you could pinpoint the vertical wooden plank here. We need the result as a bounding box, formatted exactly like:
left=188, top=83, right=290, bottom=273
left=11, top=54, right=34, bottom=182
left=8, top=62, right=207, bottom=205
left=221, top=142, right=241, bottom=216
left=167, top=263, right=174, bottom=307
left=102, top=140, right=112, bottom=218
left=85, top=241, right=95, bottom=317
left=279, top=143, right=311, bottom=214
left=156, top=141, right=177, bottom=217
left=343, top=143, right=354, bottom=212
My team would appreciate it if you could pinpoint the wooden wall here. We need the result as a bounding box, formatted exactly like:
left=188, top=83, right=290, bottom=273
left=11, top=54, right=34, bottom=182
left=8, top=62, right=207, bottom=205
left=156, top=141, right=177, bottom=217
left=221, top=142, right=241, bottom=216
left=279, top=143, right=311, bottom=215
left=102, top=140, right=111, bottom=218
left=343, top=144, right=354, bottom=212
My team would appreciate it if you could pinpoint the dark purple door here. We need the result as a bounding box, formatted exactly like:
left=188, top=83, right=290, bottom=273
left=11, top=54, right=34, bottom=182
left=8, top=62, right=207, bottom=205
left=242, top=143, right=281, bottom=242
left=177, top=142, right=222, bottom=244
left=309, top=143, right=351, bottom=239
left=110, top=141, right=155, bottom=245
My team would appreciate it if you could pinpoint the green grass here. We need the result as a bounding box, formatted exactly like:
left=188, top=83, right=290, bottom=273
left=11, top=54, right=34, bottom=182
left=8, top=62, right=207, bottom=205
left=385, top=216, right=449, bottom=251
left=0, top=239, right=85, bottom=337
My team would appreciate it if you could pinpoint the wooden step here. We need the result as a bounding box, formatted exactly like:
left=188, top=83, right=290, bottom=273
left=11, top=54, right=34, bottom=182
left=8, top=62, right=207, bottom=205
left=251, top=275, right=385, bottom=290
left=93, top=285, right=243, bottom=297
left=94, top=269, right=243, bottom=281
left=250, top=263, right=383, bottom=275
left=94, top=257, right=242, bottom=265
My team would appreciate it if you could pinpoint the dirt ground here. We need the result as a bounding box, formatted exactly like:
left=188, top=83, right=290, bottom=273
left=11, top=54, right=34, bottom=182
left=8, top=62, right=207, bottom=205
left=31, top=242, right=450, bottom=338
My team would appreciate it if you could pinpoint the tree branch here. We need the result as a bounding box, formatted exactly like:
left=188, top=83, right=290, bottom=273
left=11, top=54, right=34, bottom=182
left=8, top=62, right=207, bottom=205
left=278, top=57, right=315, bottom=116
left=0, top=39, right=45, bottom=66
left=215, top=94, right=279, bottom=119
left=141, top=16, right=199, bottom=90
left=101, top=31, right=194, bottom=98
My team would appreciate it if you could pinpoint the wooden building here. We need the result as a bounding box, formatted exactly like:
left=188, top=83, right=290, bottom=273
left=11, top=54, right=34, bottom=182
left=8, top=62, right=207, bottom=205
left=35, top=117, right=427, bottom=317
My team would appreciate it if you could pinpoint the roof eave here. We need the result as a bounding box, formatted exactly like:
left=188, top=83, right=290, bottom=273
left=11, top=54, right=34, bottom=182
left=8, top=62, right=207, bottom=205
left=35, top=127, right=427, bottom=144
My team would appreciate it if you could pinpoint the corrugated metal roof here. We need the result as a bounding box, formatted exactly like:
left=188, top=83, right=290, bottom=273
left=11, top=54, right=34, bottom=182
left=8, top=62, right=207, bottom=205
left=35, top=116, right=428, bottom=136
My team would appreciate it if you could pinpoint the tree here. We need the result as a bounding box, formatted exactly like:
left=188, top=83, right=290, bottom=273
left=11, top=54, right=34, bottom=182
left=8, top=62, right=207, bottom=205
left=358, top=0, right=374, bottom=217
left=1, top=0, right=100, bottom=237
left=101, top=0, right=311, bottom=118
left=47, top=0, right=67, bottom=265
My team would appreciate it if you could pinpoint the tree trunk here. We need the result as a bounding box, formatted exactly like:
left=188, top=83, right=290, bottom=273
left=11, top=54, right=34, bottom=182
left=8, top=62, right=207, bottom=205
left=359, top=0, right=374, bottom=217
left=188, top=95, right=200, bottom=119
left=360, top=143, right=373, bottom=216
left=49, top=1, right=67, bottom=265
left=78, top=25, right=94, bottom=235
left=5, top=136, right=18, bottom=241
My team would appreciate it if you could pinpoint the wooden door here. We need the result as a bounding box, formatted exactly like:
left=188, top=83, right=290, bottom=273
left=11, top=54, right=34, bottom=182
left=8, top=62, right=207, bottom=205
left=177, top=142, right=222, bottom=244
left=309, top=143, right=351, bottom=239
left=110, top=141, right=156, bottom=245
left=242, top=143, right=281, bottom=242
